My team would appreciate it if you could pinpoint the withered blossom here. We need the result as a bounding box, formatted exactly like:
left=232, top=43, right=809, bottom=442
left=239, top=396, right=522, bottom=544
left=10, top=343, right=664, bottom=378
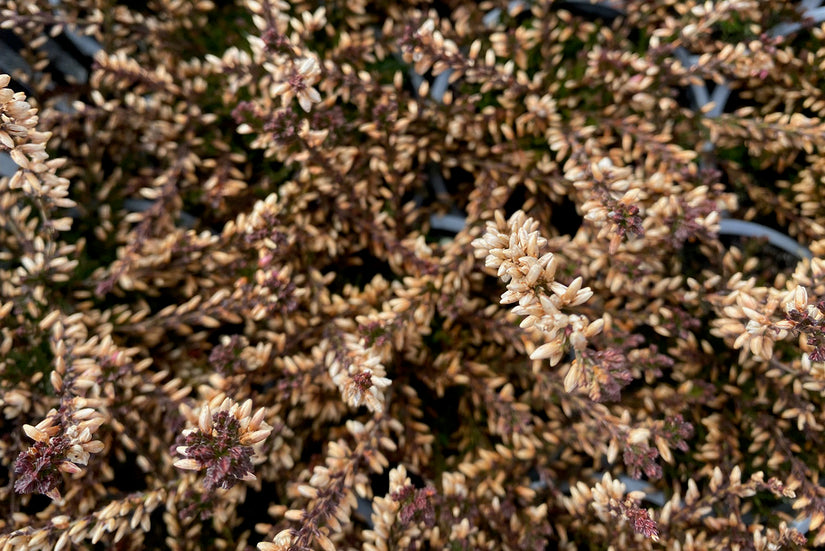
left=174, top=397, right=272, bottom=491
left=271, top=57, right=323, bottom=113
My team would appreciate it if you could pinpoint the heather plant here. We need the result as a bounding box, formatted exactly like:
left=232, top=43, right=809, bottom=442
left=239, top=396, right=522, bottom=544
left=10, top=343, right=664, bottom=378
left=2, top=0, right=825, bottom=550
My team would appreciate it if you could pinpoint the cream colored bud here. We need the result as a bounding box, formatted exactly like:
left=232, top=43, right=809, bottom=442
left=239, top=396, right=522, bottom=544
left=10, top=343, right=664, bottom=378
left=240, top=428, right=272, bottom=445
left=173, top=458, right=202, bottom=471
left=794, top=286, right=808, bottom=311
left=198, top=406, right=213, bottom=434
left=23, top=424, right=49, bottom=443
left=627, top=428, right=650, bottom=445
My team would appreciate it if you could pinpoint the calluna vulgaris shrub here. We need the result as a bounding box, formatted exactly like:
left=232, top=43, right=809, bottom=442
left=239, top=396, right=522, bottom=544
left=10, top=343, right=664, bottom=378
left=4, top=0, right=825, bottom=549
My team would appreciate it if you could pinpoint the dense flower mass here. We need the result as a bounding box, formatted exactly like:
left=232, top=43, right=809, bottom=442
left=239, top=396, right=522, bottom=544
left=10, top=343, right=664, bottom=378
left=174, top=398, right=271, bottom=491
left=2, top=0, right=825, bottom=550
left=13, top=436, right=72, bottom=500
